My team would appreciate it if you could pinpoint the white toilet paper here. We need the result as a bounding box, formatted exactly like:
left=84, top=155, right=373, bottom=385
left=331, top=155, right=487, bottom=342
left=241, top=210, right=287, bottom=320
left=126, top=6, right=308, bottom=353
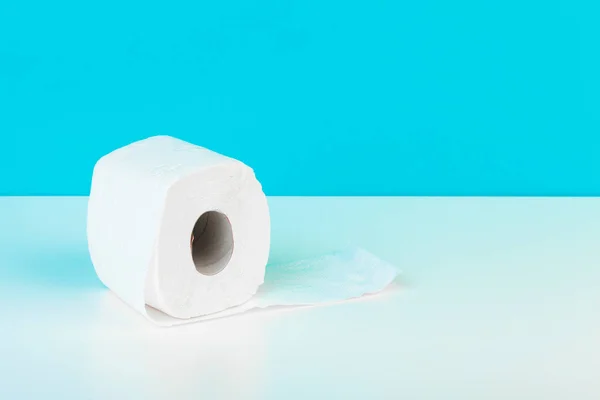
left=88, top=136, right=399, bottom=326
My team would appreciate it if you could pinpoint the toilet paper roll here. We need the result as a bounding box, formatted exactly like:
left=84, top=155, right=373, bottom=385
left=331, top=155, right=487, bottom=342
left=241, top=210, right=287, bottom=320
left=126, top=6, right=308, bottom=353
left=88, top=136, right=399, bottom=326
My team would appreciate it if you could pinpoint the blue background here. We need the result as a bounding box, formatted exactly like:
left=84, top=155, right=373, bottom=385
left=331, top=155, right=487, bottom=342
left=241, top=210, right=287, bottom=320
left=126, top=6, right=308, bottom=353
left=1, top=1, right=598, bottom=196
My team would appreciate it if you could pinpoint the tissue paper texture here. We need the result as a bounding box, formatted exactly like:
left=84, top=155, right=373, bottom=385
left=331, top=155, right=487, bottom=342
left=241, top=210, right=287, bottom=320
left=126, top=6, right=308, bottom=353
left=146, top=248, right=399, bottom=326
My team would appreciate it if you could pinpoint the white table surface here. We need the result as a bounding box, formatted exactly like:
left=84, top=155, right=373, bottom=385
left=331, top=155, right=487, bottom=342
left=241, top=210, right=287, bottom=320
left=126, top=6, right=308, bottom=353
left=1, top=197, right=599, bottom=399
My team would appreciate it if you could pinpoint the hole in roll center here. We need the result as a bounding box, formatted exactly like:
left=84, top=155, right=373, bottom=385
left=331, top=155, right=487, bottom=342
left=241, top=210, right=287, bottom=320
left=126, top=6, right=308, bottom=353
left=190, top=211, right=234, bottom=276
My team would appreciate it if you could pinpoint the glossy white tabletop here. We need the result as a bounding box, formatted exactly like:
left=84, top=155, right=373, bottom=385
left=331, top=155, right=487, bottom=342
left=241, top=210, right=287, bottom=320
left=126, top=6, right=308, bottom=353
left=1, top=197, right=599, bottom=399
